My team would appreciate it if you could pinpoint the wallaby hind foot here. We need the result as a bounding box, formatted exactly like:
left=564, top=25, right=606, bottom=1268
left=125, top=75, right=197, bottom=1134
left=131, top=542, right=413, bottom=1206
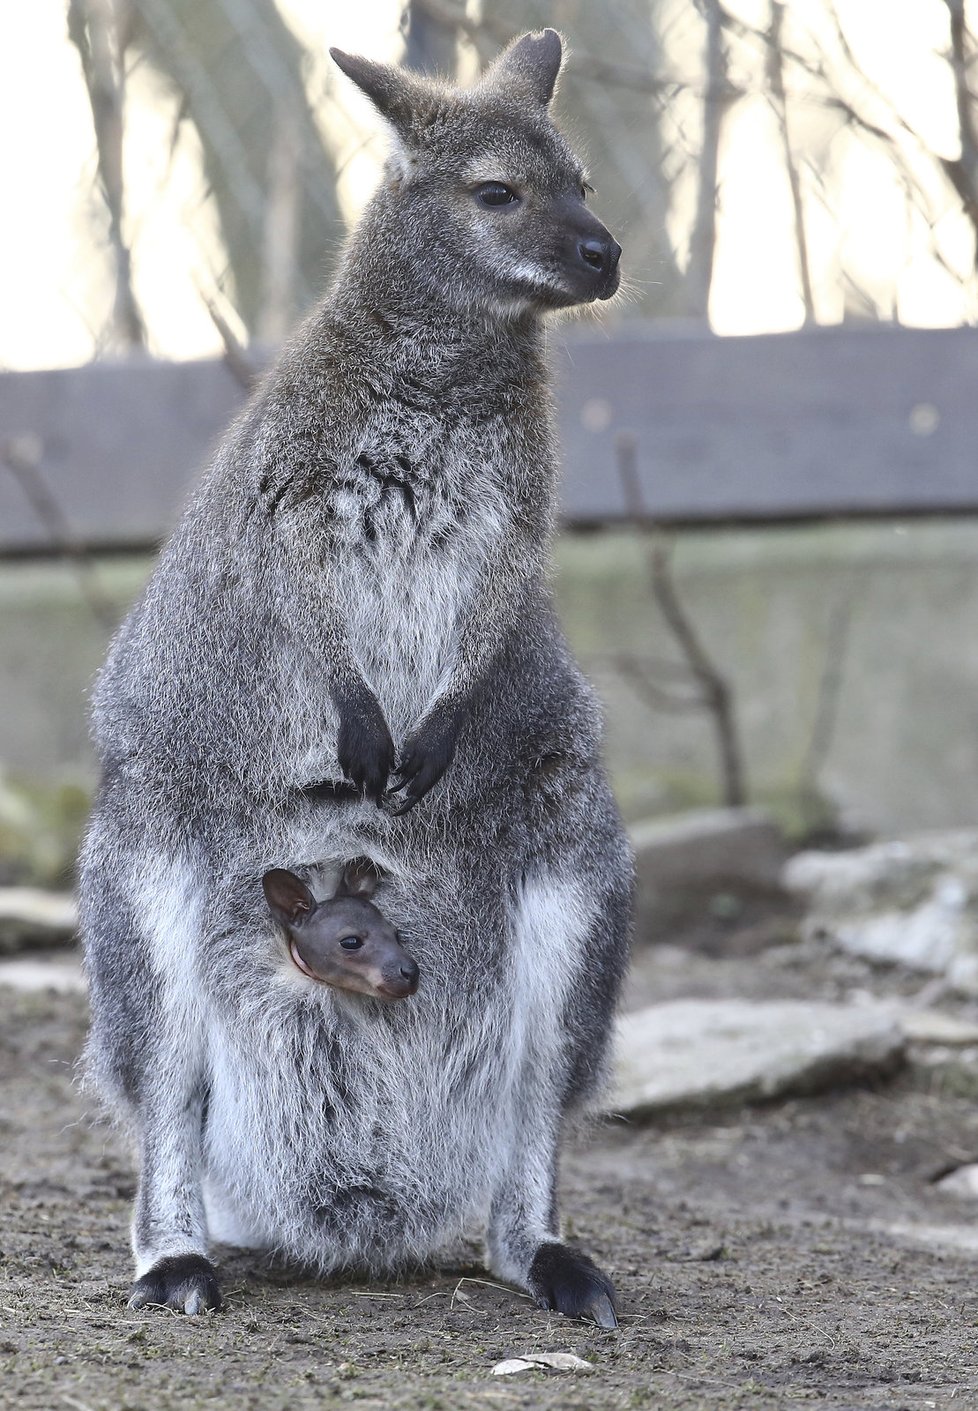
left=528, top=1242, right=618, bottom=1330
left=128, top=1254, right=223, bottom=1316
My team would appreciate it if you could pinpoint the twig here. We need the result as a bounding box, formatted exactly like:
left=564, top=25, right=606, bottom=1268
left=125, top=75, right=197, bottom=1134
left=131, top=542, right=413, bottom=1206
left=2, top=437, right=117, bottom=630
left=196, top=282, right=258, bottom=392
left=413, top=0, right=683, bottom=95
left=615, top=434, right=746, bottom=808
left=258, top=101, right=301, bottom=343
left=799, top=592, right=853, bottom=790
left=610, top=653, right=707, bottom=715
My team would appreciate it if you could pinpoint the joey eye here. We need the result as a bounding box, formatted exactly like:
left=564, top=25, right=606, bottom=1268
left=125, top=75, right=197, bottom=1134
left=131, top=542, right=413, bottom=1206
left=474, top=182, right=519, bottom=208
left=339, top=936, right=363, bottom=951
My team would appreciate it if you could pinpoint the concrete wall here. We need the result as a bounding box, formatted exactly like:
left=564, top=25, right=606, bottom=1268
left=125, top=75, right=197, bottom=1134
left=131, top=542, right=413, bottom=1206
left=559, top=521, right=978, bottom=834
left=2, top=519, right=977, bottom=840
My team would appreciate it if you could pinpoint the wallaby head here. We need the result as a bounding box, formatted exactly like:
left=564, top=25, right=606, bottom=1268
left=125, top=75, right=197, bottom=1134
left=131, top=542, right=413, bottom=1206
left=263, top=860, right=420, bottom=1001
left=331, top=29, right=621, bottom=318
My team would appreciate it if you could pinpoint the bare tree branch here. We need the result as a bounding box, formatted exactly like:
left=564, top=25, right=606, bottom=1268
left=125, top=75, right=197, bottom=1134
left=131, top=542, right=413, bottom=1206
left=607, top=653, right=708, bottom=715
left=685, top=0, right=730, bottom=318
left=196, top=282, right=258, bottom=391
left=405, top=0, right=459, bottom=76
left=944, top=0, right=978, bottom=263
left=799, top=593, right=853, bottom=790
left=413, top=0, right=683, bottom=93
left=766, top=1, right=815, bottom=321
left=67, top=0, right=146, bottom=350
left=615, top=435, right=747, bottom=808
left=2, top=437, right=117, bottom=629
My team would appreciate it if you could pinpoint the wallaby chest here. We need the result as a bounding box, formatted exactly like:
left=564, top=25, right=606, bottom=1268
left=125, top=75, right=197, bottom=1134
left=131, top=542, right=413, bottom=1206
left=330, top=405, right=514, bottom=730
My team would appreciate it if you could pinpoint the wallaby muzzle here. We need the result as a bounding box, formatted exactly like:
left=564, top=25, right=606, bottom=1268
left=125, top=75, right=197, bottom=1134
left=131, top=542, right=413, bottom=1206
left=554, top=196, right=622, bottom=301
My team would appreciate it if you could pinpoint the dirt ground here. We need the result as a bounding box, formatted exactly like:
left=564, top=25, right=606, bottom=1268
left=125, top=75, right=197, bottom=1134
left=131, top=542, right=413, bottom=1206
left=6, top=906, right=978, bottom=1411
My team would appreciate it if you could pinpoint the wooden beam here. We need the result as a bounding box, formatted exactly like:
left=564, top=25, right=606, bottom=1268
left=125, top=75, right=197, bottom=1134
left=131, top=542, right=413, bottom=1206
left=2, top=324, right=977, bottom=555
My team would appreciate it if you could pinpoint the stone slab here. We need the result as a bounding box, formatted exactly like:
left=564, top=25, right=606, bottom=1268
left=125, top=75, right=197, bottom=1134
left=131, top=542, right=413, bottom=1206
left=784, top=832, right=978, bottom=992
left=631, top=808, right=787, bottom=890
left=611, top=999, right=904, bottom=1117
left=899, top=1009, right=978, bottom=1046
left=0, top=953, right=84, bottom=993
left=0, top=888, right=77, bottom=952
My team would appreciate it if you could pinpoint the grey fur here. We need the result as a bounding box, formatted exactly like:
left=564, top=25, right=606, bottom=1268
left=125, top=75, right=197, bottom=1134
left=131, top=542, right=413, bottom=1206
left=80, top=28, right=632, bottom=1323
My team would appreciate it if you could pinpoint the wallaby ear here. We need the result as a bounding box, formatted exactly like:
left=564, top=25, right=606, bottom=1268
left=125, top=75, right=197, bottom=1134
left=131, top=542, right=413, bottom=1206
left=482, top=29, right=564, bottom=107
left=337, top=856, right=381, bottom=900
left=330, top=48, right=429, bottom=135
left=263, top=869, right=316, bottom=926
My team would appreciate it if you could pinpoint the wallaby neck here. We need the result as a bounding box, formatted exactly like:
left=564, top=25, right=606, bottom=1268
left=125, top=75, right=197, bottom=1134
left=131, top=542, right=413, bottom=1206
left=329, top=214, right=546, bottom=380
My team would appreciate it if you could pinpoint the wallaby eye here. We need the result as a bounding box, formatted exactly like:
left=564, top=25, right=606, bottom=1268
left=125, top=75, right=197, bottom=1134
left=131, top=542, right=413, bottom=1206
left=474, top=182, right=519, bottom=208
left=339, top=936, right=363, bottom=951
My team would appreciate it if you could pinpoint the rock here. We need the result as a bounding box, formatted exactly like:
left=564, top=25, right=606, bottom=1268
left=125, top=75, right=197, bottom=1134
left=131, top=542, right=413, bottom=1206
left=611, top=999, right=904, bottom=1117
left=784, top=832, right=978, bottom=992
left=899, top=1009, right=978, bottom=1046
left=0, top=953, right=85, bottom=993
left=632, top=808, right=787, bottom=890
left=0, top=887, right=77, bottom=952
left=631, top=808, right=790, bottom=946
left=934, top=1164, right=978, bottom=1199
left=492, top=1354, right=594, bottom=1376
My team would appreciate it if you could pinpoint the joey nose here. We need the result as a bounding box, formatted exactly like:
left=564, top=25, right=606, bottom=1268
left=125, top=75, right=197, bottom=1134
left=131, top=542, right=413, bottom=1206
left=577, top=237, right=620, bottom=278
left=400, top=959, right=420, bottom=990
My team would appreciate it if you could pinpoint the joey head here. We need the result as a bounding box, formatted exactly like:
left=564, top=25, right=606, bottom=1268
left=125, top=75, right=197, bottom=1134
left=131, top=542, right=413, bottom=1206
left=263, top=859, right=420, bottom=1001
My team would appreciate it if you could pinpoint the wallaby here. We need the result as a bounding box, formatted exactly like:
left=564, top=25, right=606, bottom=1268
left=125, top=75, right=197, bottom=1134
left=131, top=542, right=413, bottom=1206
left=80, top=29, right=632, bottom=1329
left=263, top=858, right=420, bottom=1000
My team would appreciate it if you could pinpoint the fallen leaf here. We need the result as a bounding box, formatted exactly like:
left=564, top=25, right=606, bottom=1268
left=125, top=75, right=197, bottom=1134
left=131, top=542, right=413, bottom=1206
left=491, top=1358, right=535, bottom=1376
left=491, top=1352, right=594, bottom=1376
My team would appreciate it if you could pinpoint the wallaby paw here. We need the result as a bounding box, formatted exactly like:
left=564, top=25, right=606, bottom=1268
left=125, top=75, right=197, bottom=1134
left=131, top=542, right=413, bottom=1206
left=388, top=707, right=459, bottom=813
left=528, top=1242, right=618, bottom=1330
left=128, top=1254, right=223, bottom=1315
left=335, top=686, right=395, bottom=804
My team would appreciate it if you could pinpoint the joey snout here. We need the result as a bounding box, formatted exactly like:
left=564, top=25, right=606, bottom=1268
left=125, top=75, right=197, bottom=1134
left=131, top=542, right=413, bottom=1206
left=289, top=910, right=420, bottom=1001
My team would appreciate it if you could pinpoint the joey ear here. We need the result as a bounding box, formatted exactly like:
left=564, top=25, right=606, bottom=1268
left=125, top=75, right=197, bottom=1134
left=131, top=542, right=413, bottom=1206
left=262, top=869, right=316, bottom=926
left=482, top=29, right=564, bottom=106
left=336, top=856, right=381, bottom=900
left=330, top=48, right=430, bottom=135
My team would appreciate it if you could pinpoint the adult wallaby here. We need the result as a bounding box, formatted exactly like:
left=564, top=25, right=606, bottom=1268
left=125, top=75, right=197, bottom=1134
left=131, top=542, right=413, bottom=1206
left=80, top=29, right=633, bottom=1328
left=263, top=858, right=420, bottom=1000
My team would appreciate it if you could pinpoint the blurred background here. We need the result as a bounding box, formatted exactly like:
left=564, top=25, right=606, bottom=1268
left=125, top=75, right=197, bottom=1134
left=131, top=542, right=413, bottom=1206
left=3, top=0, right=978, bottom=888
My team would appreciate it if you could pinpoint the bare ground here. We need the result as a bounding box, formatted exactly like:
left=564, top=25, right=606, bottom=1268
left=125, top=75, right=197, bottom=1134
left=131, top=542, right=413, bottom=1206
left=5, top=917, right=978, bottom=1411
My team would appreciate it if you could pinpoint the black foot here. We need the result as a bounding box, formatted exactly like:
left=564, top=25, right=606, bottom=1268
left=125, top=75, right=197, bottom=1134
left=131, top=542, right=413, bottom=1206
left=128, top=1254, right=223, bottom=1315
left=528, top=1242, right=618, bottom=1330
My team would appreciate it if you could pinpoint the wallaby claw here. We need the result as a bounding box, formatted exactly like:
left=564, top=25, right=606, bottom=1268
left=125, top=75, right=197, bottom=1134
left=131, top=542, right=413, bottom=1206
left=585, top=1292, right=619, bottom=1330
left=387, top=708, right=459, bottom=812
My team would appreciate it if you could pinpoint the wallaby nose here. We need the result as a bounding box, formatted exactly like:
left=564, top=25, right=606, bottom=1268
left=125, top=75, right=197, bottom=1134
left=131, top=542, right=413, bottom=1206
left=577, top=237, right=620, bottom=278
left=401, top=959, right=419, bottom=985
